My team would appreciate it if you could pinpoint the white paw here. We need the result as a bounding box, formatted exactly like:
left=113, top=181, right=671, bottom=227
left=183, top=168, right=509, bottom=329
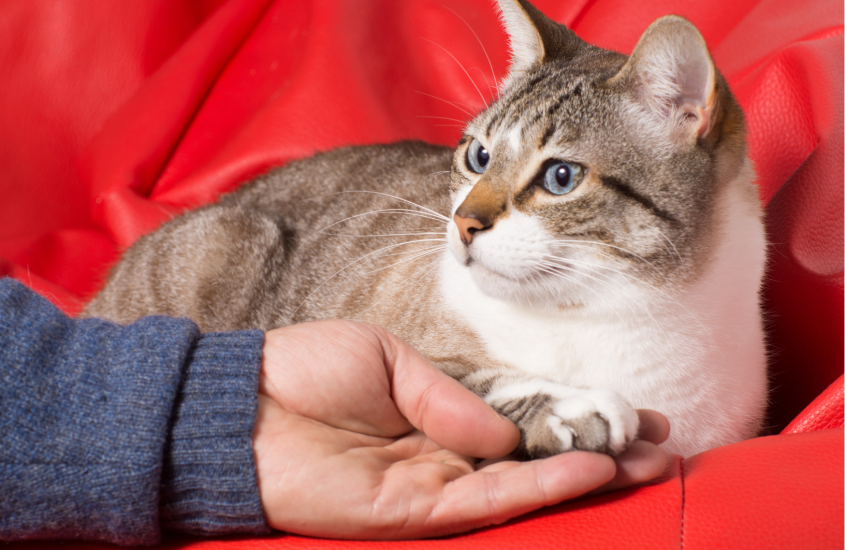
left=486, top=379, right=640, bottom=457
left=548, top=388, right=639, bottom=455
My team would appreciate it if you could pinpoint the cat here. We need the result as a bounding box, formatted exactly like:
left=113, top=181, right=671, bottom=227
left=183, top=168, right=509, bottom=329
left=82, top=0, right=768, bottom=459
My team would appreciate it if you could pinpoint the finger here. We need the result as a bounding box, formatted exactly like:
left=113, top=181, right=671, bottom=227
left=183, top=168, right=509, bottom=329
left=636, top=409, right=670, bottom=444
left=590, top=440, right=668, bottom=495
left=420, top=451, right=616, bottom=537
left=375, top=327, right=519, bottom=459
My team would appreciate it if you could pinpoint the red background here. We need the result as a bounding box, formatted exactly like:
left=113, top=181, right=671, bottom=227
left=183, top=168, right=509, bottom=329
left=1, top=0, right=841, bottom=548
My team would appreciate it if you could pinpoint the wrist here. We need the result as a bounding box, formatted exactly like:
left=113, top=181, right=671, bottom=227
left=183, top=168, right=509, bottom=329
left=159, top=330, right=271, bottom=537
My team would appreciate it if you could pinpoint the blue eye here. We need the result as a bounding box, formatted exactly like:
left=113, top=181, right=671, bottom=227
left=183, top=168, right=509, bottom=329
left=466, top=139, right=490, bottom=174
left=542, top=161, right=584, bottom=195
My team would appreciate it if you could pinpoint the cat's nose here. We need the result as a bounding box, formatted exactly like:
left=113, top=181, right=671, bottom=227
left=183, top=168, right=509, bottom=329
left=453, top=213, right=491, bottom=245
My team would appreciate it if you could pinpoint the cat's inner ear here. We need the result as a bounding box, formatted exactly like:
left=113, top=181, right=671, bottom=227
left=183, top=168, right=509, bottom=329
left=611, top=15, right=717, bottom=145
left=496, top=0, right=585, bottom=86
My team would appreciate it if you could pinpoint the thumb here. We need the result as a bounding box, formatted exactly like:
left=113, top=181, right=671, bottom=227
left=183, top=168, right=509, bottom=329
left=376, top=328, right=520, bottom=459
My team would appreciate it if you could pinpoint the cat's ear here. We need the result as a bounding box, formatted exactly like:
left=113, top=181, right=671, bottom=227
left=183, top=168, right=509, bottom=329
left=609, top=16, right=717, bottom=148
left=496, top=0, right=585, bottom=86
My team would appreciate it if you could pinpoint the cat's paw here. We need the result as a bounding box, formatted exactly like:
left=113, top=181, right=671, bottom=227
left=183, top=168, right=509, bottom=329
left=486, top=381, right=639, bottom=458
left=544, top=388, right=639, bottom=456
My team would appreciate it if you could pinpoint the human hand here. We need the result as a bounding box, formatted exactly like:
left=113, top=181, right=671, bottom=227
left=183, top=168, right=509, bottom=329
left=253, top=320, right=668, bottom=539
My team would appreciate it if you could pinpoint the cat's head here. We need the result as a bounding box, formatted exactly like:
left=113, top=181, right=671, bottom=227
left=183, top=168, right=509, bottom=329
left=446, top=0, right=753, bottom=310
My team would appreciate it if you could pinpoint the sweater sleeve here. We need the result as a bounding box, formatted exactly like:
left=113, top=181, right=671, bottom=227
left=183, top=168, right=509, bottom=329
left=0, top=278, right=271, bottom=545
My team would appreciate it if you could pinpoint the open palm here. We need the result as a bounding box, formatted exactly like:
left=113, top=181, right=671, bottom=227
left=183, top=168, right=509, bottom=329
left=253, top=320, right=668, bottom=539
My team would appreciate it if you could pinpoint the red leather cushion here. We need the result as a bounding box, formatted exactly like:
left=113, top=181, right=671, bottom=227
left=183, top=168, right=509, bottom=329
left=783, top=374, right=844, bottom=434
left=12, top=431, right=842, bottom=550
left=682, top=428, right=844, bottom=550
left=1, top=0, right=842, bottom=548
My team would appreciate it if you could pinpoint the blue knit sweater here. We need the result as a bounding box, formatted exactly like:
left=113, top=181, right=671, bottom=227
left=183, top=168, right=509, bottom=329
left=0, top=278, right=271, bottom=545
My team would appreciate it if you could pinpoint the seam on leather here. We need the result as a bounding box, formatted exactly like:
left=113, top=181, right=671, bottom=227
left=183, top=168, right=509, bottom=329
left=679, top=458, right=686, bottom=550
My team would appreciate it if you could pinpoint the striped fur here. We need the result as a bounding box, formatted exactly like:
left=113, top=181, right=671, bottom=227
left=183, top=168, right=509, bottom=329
left=83, top=1, right=767, bottom=458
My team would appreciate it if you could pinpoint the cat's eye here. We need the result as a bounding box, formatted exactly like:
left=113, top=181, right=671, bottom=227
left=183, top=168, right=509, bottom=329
left=542, top=161, right=584, bottom=195
left=466, top=139, right=490, bottom=174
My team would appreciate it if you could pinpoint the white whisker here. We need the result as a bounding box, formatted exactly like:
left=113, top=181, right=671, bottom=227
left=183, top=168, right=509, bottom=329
left=377, top=240, right=447, bottom=259
left=541, top=239, right=666, bottom=280
left=289, top=238, right=447, bottom=320
left=418, top=115, right=469, bottom=125
left=534, top=261, right=636, bottom=322
left=362, top=245, right=446, bottom=275
left=527, top=260, right=629, bottom=324
left=444, top=6, right=499, bottom=94
left=421, top=38, right=488, bottom=109
left=415, top=90, right=475, bottom=118
left=656, top=228, right=682, bottom=264
left=537, top=254, right=661, bottom=314
left=535, top=254, right=699, bottom=328
left=320, top=231, right=447, bottom=238
left=324, top=190, right=450, bottom=221
left=355, top=253, right=442, bottom=317
left=290, top=209, right=447, bottom=258
left=530, top=259, right=633, bottom=307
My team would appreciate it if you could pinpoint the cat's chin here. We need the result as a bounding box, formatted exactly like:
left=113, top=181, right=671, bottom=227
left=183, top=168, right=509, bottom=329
left=466, top=260, right=581, bottom=309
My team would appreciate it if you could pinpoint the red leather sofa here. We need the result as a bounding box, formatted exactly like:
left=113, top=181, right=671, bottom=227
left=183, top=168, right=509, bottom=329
left=1, top=0, right=841, bottom=548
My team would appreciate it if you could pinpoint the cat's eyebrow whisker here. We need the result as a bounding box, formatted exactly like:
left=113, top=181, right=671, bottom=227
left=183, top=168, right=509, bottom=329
left=443, top=5, right=499, bottom=94
left=415, top=90, right=476, bottom=118
left=467, top=66, right=497, bottom=96
left=421, top=38, right=489, bottom=109
left=418, top=115, right=469, bottom=125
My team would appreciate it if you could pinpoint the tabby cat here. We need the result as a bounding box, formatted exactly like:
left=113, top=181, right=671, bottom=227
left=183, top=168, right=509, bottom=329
left=83, top=0, right=768, bottom=459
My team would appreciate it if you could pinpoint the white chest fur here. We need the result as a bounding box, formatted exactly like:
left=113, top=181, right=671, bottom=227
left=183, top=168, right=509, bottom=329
left=439, top=181, right=768, bottom=457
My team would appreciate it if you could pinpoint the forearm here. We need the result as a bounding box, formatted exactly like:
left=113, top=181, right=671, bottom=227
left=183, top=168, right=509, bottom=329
left=0, top=279, right=270, bottom=545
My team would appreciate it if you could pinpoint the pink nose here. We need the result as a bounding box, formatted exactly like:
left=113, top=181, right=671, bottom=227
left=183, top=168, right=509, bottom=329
left=453, top=213, right=488, bottom=245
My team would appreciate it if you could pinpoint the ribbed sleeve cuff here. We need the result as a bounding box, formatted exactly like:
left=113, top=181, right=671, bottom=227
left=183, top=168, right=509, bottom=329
left=159, top=330, right=271, bottom=537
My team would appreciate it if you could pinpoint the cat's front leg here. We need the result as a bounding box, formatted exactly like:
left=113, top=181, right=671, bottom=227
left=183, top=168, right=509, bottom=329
left=485, top=379, right=640, bottom=459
